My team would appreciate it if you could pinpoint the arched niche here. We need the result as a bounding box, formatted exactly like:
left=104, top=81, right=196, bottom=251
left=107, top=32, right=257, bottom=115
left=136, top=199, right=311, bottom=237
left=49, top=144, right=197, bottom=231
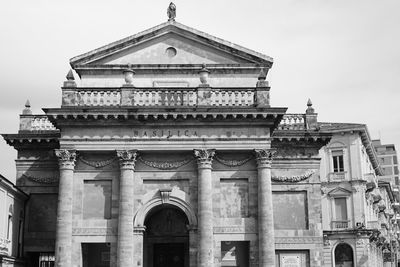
left=133, top=188, right=197, bottom=228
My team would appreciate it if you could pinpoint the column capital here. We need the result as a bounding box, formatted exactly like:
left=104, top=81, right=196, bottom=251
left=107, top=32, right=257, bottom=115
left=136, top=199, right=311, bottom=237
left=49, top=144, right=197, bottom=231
left=194, top=149, right=215, bottom=168
left=254, top=149, right=276, bottom=168
left=55, top=149, right=76, bottom=170
left=133, top=226, right=146, bottom=235
left=116, top=150, right=137, bottom=170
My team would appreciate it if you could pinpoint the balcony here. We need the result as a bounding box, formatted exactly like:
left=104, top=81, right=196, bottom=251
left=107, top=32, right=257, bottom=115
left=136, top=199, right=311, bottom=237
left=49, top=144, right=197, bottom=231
left=331, top=220, right=350, bottom=229
left=329, top=172, right=346, bottom=182
left=0, top=238, right=10, bottom=255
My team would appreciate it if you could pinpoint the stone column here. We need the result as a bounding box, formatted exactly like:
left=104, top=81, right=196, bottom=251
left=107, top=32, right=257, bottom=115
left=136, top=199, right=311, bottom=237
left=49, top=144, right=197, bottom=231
left=255, top=149, right=276, bottom=267
left=116, top=150, right=137, bottom=267
left=54, top=149, right=76, bottom=267
left=194, top=149, right=215, bottom=267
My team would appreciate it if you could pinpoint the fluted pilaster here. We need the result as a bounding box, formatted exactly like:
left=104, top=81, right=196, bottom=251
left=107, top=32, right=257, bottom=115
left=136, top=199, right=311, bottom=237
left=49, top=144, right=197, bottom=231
left=116, top=150, right=137, bottom=267
left=255, top=149, right=276, bottom=267
left=194, top=149, right=215, bottom=267
left=54, top=149, right=76, bottom=267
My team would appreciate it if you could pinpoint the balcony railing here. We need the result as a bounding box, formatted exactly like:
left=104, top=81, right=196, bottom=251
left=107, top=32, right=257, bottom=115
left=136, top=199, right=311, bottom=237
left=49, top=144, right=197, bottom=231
left=331, top=220, right=350, bottom=229
left=0, top=238, right=10, bottom=255
left=328, top=172, right=346, bottom=181
left=62, top=87, right=258, bottom=107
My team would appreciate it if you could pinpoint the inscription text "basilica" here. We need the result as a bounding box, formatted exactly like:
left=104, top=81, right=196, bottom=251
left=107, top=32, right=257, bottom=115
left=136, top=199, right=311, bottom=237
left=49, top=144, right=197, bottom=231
left=133, top=129, right=199, bottom=138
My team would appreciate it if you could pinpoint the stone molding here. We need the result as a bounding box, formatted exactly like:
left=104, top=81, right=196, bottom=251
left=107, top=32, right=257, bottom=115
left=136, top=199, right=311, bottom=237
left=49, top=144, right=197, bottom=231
left=213, top=225, right=256, bottom=233
left=133, top=226, right=146, bottom=235
left=214, top=155, right=253, bottom=167
left=138, top=156, right=192, bottom=170
left=254, top=149, right=276, bottom=167
left=116, top=150, right=137, bottom=170
left=271, top=170, right=315, bottom=183
left=54, top=149, right=76, bottom=169
left=72, top=227, right=116, bottom=236
left=275, top=236, right=322, bottom=244
left=79, top=156, right=116, bottom=168
left=193, top=149, right=215, bottom=168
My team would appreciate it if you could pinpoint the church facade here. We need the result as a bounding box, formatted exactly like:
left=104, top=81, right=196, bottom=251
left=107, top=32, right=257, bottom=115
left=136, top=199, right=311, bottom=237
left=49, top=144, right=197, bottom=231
left=3, top=14, right=397, bottom=267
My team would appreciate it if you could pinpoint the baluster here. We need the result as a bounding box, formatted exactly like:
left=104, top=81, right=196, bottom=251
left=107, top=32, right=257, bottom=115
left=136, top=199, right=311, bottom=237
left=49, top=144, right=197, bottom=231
left=234, top=91, right=239, bottom=106
left=176, top=91, right=182, bottom=106
left=99, top=92, right=104, bottom=105
left=84, top=92, right=90, bottom=106
left=213, top=91, right=219, bottom=106
left=76, top=91, right=84, bottom=106
left=247, top=91, right=252, bottom=106
left=112, top=91, right=116, bottom=106
left=104, top=91, right=110, bottom=106
left=171, top=91, right=176, bottom=106
left=94, top=91, right=99, bottom=106
left=144, top=91, right=149, bottom=106
left=209, top=90, right=215, bottom=106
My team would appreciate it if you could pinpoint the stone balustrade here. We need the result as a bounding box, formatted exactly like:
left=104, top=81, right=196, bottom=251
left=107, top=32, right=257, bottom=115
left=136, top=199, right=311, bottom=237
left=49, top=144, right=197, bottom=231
left=62, top=87, right=259, bottom=107
left=276, top=113, right=306, bottom=130
left=331, top=220, right=349, bottom=229
left=19, top=115, right=57, bottom=132
left=0, top=238, right=10, bottom=255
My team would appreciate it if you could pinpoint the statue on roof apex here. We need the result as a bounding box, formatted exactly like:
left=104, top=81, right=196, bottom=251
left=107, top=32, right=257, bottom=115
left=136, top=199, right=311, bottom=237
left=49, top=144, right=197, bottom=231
left=167, top=2, right=176, bottom=21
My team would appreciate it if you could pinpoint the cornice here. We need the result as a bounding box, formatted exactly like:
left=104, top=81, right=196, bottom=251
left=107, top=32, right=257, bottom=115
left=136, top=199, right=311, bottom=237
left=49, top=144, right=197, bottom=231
left=2, top=133, right=60, bottom=149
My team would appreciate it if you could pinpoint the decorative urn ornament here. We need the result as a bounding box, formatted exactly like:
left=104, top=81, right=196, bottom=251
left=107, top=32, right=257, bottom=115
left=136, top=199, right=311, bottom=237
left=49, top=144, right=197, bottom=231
left=198, top=64, right=210, bottom=85
left=123, top=64, right=135, bottom=85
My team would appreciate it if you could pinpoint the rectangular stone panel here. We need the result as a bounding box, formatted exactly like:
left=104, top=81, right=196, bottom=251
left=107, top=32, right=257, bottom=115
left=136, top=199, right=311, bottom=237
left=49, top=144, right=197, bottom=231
left=220, top=178, right=249, bottom=218
left=275, top=250, right=309, bottom=267
left=83, top=180, right=112, bottom=219
left=273, top=191, right=308, bottom=230
left=28, top=194, right=57, bottom=232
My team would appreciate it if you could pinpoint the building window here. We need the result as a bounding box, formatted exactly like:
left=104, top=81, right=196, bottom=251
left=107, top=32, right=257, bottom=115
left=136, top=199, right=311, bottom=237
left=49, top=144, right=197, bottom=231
left=7, top=215, right=12, bottom=240
left=332, top=150, right=344, bottom=172
left=333, top=198, right=348, bottom=228
left=39, top=253, right=55, bottom=267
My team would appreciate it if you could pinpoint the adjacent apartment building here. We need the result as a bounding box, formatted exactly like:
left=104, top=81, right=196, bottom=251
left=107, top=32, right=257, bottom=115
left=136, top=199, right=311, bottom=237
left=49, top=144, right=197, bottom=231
left=0, top=175, right=27, bottom=266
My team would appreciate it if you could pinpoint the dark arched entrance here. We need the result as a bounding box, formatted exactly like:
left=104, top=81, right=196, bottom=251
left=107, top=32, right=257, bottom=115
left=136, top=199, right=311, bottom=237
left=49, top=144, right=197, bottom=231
left=334, top=243, right=354, bottom=267
left=144, top=205, right=189, bottom=267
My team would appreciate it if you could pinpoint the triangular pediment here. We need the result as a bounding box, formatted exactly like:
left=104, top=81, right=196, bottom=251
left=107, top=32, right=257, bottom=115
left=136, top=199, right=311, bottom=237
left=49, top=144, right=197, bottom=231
left=327, top=187, right=352, bottom=197
left=70, top=21, right=273, bottom=67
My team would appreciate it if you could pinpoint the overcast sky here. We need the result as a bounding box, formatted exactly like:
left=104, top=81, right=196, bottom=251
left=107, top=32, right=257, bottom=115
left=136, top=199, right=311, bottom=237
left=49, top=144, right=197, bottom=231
left=1, top=0, right=399, bottom=181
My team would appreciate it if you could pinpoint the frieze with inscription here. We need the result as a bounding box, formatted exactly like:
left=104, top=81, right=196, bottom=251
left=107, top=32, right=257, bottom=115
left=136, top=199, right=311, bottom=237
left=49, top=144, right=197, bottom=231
left=62, top=127, right=270, bottom=139
left=72, top=228, right=117, bottom=236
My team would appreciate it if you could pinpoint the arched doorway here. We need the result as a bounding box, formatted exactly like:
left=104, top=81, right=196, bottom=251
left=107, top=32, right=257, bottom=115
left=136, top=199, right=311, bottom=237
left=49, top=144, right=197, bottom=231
left=144, top=204, right=189, bottom=267
left=334, top=243, right=354, bottom=267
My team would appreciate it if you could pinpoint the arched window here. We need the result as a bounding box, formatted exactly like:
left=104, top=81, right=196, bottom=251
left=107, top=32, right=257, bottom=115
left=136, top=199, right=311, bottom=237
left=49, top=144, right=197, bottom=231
left=335, top=243, right=354, bottom=267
